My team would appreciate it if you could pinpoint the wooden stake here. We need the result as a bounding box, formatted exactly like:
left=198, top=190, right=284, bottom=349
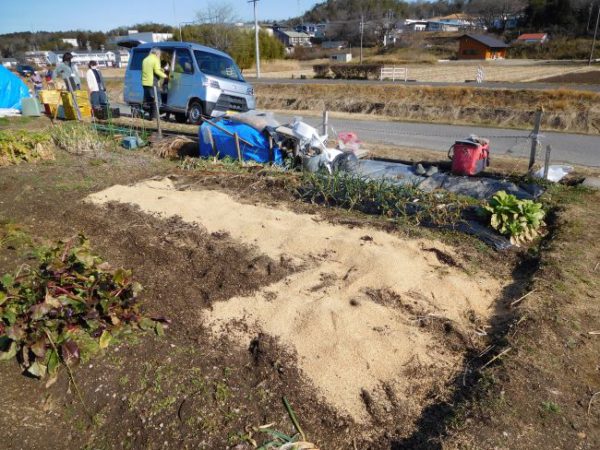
left=480, top=347, right=512, bottom=370
left=510, top=290, right=535, bottom=308
left=206, top=127, right=216, bottom=157
left=203, top=118, right=255, bottom=147
left=543, top=145, right=552, bottom=180
left=153, top=85, right=162, bottom=139
left=529, top=108, right=543, bottom=171
left=234, top=133, right=242, bottom=162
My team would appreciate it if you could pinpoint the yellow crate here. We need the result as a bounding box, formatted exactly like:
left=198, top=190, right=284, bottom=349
left=61, top=91, right=91, bottom=120
left=39, top=90, right=61, bottom=105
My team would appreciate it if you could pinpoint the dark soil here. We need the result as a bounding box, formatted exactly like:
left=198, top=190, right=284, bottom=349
left=3, top=124, right=596, bottom=450
left=0, top=150, right=354, bottom=449
left=536, top=70, right=600, bottom=85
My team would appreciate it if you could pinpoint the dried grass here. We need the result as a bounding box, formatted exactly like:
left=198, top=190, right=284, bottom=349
left=150, top=135, right=196, bottom=160
left=256, top=83, right=600, bottom=134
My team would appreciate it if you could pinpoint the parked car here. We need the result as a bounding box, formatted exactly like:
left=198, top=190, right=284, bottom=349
left=16, top=64, right=35, bottom=77
left=122, top=41, right=255, bottom=124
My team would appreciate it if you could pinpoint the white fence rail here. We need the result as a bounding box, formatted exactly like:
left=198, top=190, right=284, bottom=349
left=380, top=67, right=408, bottom=82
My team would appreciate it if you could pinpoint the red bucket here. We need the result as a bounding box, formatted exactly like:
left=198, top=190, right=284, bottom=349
left=449, top=140, right=490, bottom=176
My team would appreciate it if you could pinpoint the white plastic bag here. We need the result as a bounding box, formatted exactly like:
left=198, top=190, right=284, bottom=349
left=534, top=165, right=573, bottom=182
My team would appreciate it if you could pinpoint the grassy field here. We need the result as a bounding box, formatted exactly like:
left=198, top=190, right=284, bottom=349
left=103, top=59, right=595, bottom=83
left=256, top=83, right=600, bottom=134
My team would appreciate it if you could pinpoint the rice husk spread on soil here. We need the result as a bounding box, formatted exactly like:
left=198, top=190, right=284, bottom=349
left=88, top=177, right=504, bottom=423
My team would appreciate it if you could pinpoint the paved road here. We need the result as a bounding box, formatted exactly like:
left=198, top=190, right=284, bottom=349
left=277, top=114, right=600, bottom=167
left=250, top=78, right=600, bottom=93
left=116, top=104, right=599, bottom=167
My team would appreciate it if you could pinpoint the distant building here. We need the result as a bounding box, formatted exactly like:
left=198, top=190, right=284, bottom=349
left=457, top=34, right=509, bottom=60
left=111, top=31, right=173, bottom=46
left=24, top=51, right=59, bottom=66
left=426, top=21, right=460, bottom=32
left=115, top=50, right=130, bottom=68
left=401, top=20, right=428, bottom=32
left=61, top=38, right=79, bottom=48
left=275, top=29, right=311, bottom=48
left=1, top=58, right=18, bottom=68
left=66, top=51, right=116, bottom=67
left=294, top=23, right=326, bottom=38
left=330, top=53, right=352, bottom=63
left=516, top=33, right=548, bottom=45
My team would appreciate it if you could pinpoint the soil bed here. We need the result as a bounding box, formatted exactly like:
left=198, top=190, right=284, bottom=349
left=0, top=137, right=549, bottom=449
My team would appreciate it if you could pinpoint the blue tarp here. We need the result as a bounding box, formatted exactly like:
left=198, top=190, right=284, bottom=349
left=0, top=66, right=30, bottom=111
left=199, top=119, right=283, bottom=164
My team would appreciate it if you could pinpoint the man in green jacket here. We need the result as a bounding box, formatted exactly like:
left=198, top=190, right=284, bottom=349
left=142, top=48, right=167, bottom=119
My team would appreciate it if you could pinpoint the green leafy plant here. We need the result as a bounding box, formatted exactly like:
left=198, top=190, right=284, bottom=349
left=0, top=234, right=165, bottom=379
left=482, top=190, right=546, bottom=245
left=0, top=129, right=54, bottom=166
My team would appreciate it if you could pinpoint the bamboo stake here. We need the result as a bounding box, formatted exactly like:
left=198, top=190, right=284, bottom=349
left=234, top=133, right=242, bottom=162
left=203, top=118, right=255, bottom=147
left=480, top=347, right=512, bottom=370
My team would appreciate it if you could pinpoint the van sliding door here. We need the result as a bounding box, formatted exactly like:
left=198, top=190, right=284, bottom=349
left=167, top=48, right=195, bottom=112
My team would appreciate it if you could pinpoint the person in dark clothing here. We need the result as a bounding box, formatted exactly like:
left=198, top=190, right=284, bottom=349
left=55, top=52, right=81, bottom=90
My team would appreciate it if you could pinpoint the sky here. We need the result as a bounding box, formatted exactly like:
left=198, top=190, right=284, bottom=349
left=0, top=0, right=321, bottom=33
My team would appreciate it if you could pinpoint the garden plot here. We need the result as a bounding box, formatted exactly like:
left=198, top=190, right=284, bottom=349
left=88, top=177, right=505, bottom=423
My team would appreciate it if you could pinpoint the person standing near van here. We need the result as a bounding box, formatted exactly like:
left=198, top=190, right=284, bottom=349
left=85, top=60, right=107, bottom=108
left=141, top=48, right=167, bottom=119
left=55, top=52, right=81, bottom=91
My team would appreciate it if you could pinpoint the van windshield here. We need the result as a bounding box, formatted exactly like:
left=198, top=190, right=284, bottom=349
left=194, top=50, right=243, bottom=82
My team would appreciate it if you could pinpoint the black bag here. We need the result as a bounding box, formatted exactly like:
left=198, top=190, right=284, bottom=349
left=93, top=105, right=120, bottom=120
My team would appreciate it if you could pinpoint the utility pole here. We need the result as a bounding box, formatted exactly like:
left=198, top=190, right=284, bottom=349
left=360, top=15, right=364, bottom=64
left=590, top=4, right=600, bottom=66
left=179, top=21, right=196, bottom=42
left=248, top=0, right=261, bottom=78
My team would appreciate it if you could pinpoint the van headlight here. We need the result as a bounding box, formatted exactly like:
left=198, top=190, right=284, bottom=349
left=203, top=79, right=220, bottom=89
left=247, top=87, right=254, bottom=95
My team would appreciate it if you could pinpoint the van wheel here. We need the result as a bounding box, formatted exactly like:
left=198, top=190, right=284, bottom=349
left=188, top=101, right=203, bottom=125
left=174, top=113, right=187, bottom=124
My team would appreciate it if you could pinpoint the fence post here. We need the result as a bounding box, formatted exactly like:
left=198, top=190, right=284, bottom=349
left=234, top=132, right=242, bottom=162
left=153, top=85, right=162, bottom=139
left=528, top=107, right=543, bottom=171
left=543, top=145, right=552, bottom=180
left=322, top=110, right=329, bottom=135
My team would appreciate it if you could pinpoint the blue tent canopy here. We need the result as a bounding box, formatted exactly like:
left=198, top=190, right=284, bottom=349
left=0, top=66, right=30, bottom=110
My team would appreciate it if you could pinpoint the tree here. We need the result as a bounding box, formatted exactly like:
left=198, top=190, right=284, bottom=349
left=467, top=0, right=527, bottom=30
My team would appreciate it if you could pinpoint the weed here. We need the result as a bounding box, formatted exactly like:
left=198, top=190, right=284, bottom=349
left=150, top=395, right=177, bottom=415
left=92, top=412, right=107, bottom=428
left=118, top=375, right=130, bottom=386
left=0, top=129, right=54, bottom=166
left=214, top=381, right=231, bottom=404
left=0, top=222, right=32, bottom=251
left=540, top=401, right=561, bottom=414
